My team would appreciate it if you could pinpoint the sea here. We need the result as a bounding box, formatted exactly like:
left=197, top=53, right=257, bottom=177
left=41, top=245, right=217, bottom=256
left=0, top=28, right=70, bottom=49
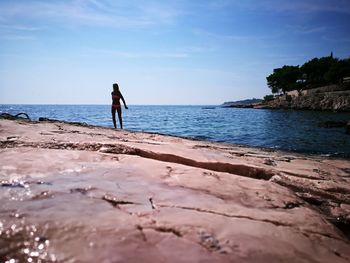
left=1, top=104, right=350, bottom=157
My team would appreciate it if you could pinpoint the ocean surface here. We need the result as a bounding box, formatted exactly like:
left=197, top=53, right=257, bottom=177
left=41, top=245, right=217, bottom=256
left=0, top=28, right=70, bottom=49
left=1, top=104, right=350, bottom=157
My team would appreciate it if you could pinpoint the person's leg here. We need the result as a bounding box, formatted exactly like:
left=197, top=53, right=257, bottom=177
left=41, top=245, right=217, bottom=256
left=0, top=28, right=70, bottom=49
left=111, top=107, right=117, bottom=129
left=117, top=107, right=123, bottom=129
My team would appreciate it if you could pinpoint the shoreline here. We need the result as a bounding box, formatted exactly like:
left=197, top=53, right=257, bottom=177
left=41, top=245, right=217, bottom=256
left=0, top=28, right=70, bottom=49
left=1, top=117, right=350, bottom=261
left=3, top=113, right=350, bottom=159
left=224, top=104, right=350, bottom=112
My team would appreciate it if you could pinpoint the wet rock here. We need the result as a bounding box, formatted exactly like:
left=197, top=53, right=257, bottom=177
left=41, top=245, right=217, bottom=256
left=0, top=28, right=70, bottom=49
left=70, top=187, right=96, bottom=195
left=31, top=191, right=53, bottom=200
left=1, top=180, right=28, bottom=188
left=0, top=112, right=30, bottom=120
left=38, top=117, right=89, bottom=127
left=1, top=119, right=350, bottom=262
left=0, top=222, right=56, bottom=262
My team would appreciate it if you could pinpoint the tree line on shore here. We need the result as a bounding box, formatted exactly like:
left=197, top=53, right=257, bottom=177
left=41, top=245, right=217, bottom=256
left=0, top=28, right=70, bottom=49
left=266, top=54, right=350, bottom=95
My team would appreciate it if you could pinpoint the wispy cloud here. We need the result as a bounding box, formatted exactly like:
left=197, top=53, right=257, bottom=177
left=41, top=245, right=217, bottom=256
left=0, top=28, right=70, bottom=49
left=207, top=0, right=350, bottom=15
left=193, top=29, right=278, bottom=43
left=0, top=34, right=37, bottom=41
left=81, top=47, right=188, bottom=59
left=322, top=36, right=350, bottom=43
left=178, top=45, right=218, bottom=54
left=206, top=0, right=234, bottom=10
left=286, top=25, right=328, bottom=35
left=0, top=24, right=42, bottom=31
left=0, top=21, right=42, bottom=42
left=251, top=0, right=350, bottom=15
left=81, top=43, right=218, bottom=59
left=0, top=0, right=184, bottom=29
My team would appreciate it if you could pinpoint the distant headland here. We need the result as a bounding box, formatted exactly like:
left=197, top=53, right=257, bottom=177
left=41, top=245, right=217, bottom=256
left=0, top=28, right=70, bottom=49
left=223, top=54, right=350, bottom=111
left=222, top=98, right=262, bottom=108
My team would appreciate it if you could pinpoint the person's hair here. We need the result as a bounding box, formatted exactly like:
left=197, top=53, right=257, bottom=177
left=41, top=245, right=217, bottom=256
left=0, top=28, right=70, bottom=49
left=113, top=83, right=119, bottom=91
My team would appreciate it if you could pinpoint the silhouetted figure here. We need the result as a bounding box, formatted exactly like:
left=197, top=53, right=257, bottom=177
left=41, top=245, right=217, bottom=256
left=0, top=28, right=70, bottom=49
left=111, top=83, right=128, bottom=129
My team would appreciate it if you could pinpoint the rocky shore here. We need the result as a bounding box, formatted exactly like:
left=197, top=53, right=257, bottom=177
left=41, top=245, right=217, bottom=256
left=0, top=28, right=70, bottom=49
left=257, top=84, right=350, bottom=111
left=1, top=118, right=350, bottom=262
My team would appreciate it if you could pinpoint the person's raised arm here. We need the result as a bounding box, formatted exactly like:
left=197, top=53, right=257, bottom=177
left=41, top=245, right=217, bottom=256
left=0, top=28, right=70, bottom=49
left=120, top=92, right=128, bottom=109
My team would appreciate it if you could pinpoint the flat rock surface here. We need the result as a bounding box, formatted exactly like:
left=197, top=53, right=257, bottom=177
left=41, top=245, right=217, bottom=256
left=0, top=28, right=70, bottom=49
left=0, top=119, right=350, bottom=262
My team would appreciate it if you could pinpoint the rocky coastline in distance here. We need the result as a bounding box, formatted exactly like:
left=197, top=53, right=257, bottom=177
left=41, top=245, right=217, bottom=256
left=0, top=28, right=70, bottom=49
left=222, top=98, right=263, bottom=108
left=222, top=83, right=350, bottom=134
left=222, top=83, right=350, bottom=111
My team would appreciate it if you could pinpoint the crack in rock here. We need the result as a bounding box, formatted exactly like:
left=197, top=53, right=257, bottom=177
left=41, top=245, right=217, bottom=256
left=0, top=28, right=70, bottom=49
left=0, top=140, right=275, bottom=181
left=284, top=202, right=302, bottom=209
left=157, top=204, right=347, bottom=242
left=272, top=177, right=350, bottom=205
left=158, top=204, right=293, bottom=227
left=137, top=224, right=182, bottom=237
left=102, top=195, right=136, bottom=208
left=131, top=148, right=274, bottom=180
left=278, top=171, right=324, bottom=180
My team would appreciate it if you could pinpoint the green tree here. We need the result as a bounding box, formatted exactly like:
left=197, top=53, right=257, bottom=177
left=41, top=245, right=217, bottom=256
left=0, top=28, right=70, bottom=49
left=263, top=94, right=274, bottom=102
left=300, top=56, right=338, bottom=88
left=266, top=65, right=301, bottom=94
left=324, top=58, right=350, bottom=83
left=266, top=68, right=282, bottom=94
left=266, top=55, right=350, bottom=94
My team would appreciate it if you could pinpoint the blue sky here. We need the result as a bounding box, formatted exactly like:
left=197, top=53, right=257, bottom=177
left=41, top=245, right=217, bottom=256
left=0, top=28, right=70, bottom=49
left=0, top=0, right=349, bottom=105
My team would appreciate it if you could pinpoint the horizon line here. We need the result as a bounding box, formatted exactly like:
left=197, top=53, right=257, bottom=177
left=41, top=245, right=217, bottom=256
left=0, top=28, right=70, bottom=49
left=0, top=103, right=224, bottom=106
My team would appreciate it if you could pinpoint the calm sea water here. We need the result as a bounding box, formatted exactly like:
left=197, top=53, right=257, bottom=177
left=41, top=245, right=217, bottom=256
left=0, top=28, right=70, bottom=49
left=1, top=104, right=350, bottom=157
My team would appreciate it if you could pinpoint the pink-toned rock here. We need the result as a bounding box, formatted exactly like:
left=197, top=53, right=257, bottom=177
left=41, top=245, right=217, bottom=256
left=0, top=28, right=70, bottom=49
left=0, top=119, right=349, bottom=262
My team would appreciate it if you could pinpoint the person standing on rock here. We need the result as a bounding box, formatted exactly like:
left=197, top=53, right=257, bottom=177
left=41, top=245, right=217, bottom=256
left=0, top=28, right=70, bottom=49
left=111, top=83, right=128, bottom=129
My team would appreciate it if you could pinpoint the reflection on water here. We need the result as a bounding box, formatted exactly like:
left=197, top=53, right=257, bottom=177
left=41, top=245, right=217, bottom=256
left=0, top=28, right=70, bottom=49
left=1, top=105, right=350, bottom=156
left=0, top=220, right=56, bottom=262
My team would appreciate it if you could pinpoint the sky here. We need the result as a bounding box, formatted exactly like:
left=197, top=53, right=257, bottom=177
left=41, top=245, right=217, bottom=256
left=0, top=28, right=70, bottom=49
left=0, top=0, right=350, bottom=105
